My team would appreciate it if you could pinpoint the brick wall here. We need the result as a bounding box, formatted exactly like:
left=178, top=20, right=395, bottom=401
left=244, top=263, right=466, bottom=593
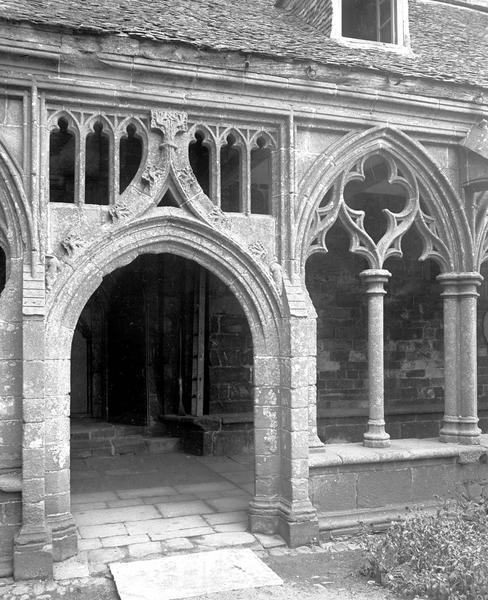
left=306, top=225, right=445, bottom=442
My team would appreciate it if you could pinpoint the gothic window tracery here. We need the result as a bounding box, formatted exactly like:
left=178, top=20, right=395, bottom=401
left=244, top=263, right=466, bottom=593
left=307, top=150, right=448, bottom=447
left=48, top=110, right=276, bottom=218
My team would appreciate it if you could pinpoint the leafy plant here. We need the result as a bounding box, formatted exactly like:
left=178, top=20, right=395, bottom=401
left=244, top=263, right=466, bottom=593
left=361, top=498, right=488, bottom=599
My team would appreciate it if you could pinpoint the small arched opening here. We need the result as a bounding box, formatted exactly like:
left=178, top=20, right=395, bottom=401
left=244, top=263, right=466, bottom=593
left=49, top=117, right=76, bottom=203
left=85, top=121, right=110, bottom=205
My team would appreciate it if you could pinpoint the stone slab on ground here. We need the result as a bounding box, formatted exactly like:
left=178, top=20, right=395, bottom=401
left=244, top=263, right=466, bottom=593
left=110, top=548, right=283, bottom=600
left=53, top=555, right=90, bottom=580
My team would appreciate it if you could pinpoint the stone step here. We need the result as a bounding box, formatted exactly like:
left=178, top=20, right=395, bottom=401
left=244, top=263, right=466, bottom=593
left=71, top=434, right=181, bottom=458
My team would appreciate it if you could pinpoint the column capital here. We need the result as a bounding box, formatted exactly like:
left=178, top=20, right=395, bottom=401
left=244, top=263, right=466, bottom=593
left=360, top=269, right=391, bottom=294
left=437, top=272, right=483, bottom=297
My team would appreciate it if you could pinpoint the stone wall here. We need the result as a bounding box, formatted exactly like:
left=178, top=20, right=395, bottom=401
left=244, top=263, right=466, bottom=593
left=0, top=259, right=23, bottom=576
left=310, top=443, right=488, bottom=536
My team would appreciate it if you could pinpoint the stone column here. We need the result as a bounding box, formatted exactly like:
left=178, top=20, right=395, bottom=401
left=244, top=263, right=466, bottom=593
left=438, top=273, right=482, bottom=445
left=360, top=269, right=391, bottom=448
left=249, top=355, right=283, bottom=536
left=277, top=349, right=319, bottom=547
left=14, top=263, right=53, bottom=580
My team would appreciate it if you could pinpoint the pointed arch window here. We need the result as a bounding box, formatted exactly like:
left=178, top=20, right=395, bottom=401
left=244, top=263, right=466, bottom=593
left=251, top=136, right=272, bottom=215
left=49, top=117, right=75, bottom=203
left=119, top=123, right=143, bottom=194
left=220, top=134, right=241, bottom=213
left=189, top=131, right=211, bottom=197
left=85, top=121, right=110, bottom=205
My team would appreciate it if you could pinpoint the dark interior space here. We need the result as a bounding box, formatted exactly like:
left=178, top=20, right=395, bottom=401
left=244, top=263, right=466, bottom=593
left=85, top=120, right=110, bottom=205
left=119, top=123, right=143, bottom=194
left=189, top=131, right=210, bottom=197
left=0, top=247, right=6, bottom=294
left=49, top=117, right=75, bottom=203
left=220, top=134, right=240, bottom=212
left=251, top=138, right=272, bottom=215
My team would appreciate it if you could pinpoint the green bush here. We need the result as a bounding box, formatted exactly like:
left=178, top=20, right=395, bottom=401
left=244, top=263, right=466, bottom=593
left=361, top=498, right=488, bottom=599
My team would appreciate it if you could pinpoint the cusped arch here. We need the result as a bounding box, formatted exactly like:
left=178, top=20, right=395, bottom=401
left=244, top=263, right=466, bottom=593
left=189, top=123, right=217, bottom=148
left=45, top=212, right=283, bottom=360
left=295, top=126, right=473, bottom=272
left=219, top=127, right=247, bottom=151
left=47, top=110, right=80, bottom=136
left=250, top=130, right=277, bottom=150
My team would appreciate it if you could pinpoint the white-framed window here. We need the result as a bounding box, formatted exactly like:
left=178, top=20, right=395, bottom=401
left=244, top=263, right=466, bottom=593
left=331, top=0, right=409, bottom=49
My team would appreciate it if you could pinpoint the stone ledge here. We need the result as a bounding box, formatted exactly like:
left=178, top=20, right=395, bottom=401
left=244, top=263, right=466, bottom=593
left=318, top=501, right=440, bottom=537
left=0, top=471, right=22, bottom=493
left=310, top=436, right=488, bottom=469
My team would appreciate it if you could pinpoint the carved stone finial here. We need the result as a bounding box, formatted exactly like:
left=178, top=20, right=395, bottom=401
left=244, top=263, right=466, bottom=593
left=45, top=254, right=61, bottom=291
left=151, top=110, right=188, bottom=148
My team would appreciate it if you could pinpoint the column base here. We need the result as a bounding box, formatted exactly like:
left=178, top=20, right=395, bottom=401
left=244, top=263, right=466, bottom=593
left=14, top=524, right=53, bottom=580
left=439, top=418, right=481, bottom=445
left=249, top=496, right=280, bottom=535
left=363, top=421, right=390, bottom=448
left=49, top=514, right=78, bottom=562
left=277, top=499, right=319, bottom=548
left=309, top=432, right=326, bottom=452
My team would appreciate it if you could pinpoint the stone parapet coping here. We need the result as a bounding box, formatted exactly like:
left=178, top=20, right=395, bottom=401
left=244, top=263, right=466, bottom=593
left=310, top=436, right=488, bottom=468
left=0, top=470, right=21, bottom=493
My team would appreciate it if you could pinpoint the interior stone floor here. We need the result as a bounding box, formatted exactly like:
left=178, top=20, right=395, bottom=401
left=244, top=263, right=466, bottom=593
left=70, top=451, right=284, bottom=574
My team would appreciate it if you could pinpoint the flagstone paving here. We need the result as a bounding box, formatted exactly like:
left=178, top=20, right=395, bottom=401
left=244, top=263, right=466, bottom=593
left=70, top=451, right=274, bottom=575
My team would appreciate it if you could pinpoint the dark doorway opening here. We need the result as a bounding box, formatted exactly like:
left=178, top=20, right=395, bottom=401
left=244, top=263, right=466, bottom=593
left=70, top=253, right=254, bottom=455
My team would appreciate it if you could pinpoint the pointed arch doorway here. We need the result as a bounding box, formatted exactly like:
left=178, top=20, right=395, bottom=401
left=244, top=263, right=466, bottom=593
left=70, top=252, right=254, bottom=454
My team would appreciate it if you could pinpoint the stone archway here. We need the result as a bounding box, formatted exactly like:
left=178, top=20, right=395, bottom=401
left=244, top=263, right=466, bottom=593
left=30, top=211, right=316, bottom=570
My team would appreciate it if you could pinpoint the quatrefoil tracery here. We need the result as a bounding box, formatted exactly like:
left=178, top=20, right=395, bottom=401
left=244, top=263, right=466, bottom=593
left=309, top=153, right=450, bottom=271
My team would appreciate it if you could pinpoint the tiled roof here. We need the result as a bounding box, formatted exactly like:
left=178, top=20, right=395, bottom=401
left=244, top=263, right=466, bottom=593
left=0, top=0, right=487, bottom=90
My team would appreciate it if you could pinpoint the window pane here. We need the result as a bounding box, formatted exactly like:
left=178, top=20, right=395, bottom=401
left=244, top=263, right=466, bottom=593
left=342, top=0, right=394, bottom=43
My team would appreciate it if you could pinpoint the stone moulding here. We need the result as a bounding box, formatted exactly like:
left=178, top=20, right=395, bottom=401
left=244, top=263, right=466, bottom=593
left=0, top=470, right=22, bottom=493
